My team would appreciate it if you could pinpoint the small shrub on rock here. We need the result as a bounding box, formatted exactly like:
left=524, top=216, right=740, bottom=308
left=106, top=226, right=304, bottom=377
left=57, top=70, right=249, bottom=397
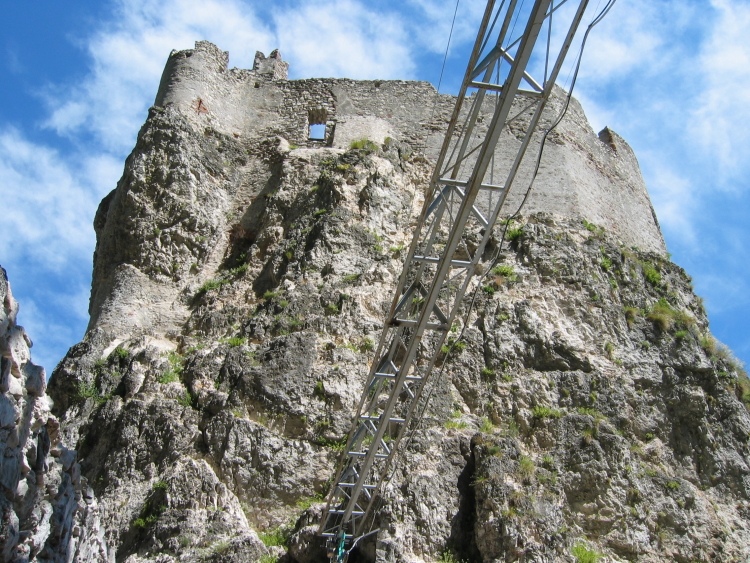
left=571, top=542, right=602, bottom=563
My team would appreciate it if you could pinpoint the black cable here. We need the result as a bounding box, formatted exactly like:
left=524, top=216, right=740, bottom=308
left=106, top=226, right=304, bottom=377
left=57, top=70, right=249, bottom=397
left=419, top=0, right=462, bottom=161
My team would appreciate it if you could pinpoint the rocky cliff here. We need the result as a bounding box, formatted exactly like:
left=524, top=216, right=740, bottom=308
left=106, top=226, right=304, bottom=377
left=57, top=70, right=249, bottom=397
left=21, top=42, right=750, bottom=562
left=0, top=268, right=108, bottom=561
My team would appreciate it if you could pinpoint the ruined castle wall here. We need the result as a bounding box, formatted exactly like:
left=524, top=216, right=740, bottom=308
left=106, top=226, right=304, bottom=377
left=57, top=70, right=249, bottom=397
left=153, top=41, right=666, bottom=254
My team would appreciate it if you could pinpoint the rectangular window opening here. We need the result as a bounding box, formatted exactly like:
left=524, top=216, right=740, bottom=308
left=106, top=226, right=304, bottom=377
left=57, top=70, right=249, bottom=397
left=309, top=123, right=326, bottom=140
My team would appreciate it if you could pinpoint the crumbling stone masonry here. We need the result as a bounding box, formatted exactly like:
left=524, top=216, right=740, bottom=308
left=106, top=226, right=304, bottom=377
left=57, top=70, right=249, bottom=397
left=155, top=41, right=665, bottom=255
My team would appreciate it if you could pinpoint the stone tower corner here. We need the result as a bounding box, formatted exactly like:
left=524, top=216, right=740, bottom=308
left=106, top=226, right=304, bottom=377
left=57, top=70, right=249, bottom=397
left=253, top=49, right=289, bottom=80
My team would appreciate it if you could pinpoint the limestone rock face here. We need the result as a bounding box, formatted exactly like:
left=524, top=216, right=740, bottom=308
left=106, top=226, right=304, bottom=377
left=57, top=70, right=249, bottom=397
left=0, top=267, right=108, bottom=562
left=44, top=42, right=750, bottom=563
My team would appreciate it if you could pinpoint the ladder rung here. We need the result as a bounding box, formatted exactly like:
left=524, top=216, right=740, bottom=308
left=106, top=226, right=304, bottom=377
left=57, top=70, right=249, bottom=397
left=338, top=482, right=377, bottom=489
left=321, top=533, right=354, bottom=538
left=412, top=255, right=473, bottom=268
left=438, top=177, right=508, bottom=192
left=327, top=509, right=365, bottom=516
left=469, top=80, right=504, bottom=93
left=391, top=318, right=448, bottom=331
left=516, top=88, right=544, bottom=98
left=360, top=415, right=406, bottom=424
left=374, top=372, right=423, bottom=382
left=470, top=82, right=542, bottom=97
left=347, top=451, right=389, bottom=459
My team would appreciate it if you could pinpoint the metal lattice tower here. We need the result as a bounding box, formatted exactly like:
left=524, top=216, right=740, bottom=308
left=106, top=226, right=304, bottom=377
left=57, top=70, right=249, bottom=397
left=320, top=0, right=593, bottom=558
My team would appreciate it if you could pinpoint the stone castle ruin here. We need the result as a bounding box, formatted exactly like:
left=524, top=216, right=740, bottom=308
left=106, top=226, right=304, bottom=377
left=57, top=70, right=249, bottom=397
left=156, top=41, right=664, bottom=255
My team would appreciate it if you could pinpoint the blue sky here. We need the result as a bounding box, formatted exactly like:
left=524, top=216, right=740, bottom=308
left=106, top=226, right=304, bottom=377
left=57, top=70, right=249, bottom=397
left=2, top=0, right=749, bottom=374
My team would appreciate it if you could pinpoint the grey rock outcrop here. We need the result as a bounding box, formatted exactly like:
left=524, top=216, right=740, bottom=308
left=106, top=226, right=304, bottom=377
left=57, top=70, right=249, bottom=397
left=44, top=42, right=750, bottom=563
left=0, top=267, right=108, bottom=562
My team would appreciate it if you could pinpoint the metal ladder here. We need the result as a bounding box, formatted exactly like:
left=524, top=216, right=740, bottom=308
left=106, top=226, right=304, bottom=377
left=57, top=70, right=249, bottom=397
left=319, top=1, right=593, bottom=559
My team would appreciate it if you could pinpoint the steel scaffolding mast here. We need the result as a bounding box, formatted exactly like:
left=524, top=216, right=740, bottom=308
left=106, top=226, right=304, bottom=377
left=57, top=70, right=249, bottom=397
left=320, top=1, right=592, bottom=559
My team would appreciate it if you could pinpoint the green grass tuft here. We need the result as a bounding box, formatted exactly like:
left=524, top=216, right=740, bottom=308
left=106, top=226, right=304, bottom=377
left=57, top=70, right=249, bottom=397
left=313, top=380, right=326, bottom=400
left=479, top=417, right=495, bottom=433
left=437, top=551, right=468, bottom=563
left=295, top=493, right=324, bottom=511
left=258, top=525, right=290, bottom=547
left=76, top=381, right=109, bottom=405
left=492, top=264, right=516, bottom=278
left=222, top=336, right=246, bottom=347
left=349, top=138, right=379, bottom=152
left=571, top=542, right=603, bottom=563
left=480, top=366, right=495, bottom=378
left=642, top=262, right=661, bottom=285
left=445, top=419, right=468, bottom=430
left=177, top=389, right=195, bottom=408
left=646, top=298, right=694, bottom=332
left=158, top=351, right=184, bottom=384
left=623, top=306, right=641, bottom=327
left=576, top=407, right=606, bottom=421
left=518, top=455, right=535, bottom=478
left=737, top=371, right=750, bottom=409
left=505, top=227, right=523, bottom=241
left=582, top=219, right=598, bottom=232
left=532, top=405, right=563, bottom=419
left=198, top=278, right=228, bottom=293
left=113, top=346, right=129, bottom=360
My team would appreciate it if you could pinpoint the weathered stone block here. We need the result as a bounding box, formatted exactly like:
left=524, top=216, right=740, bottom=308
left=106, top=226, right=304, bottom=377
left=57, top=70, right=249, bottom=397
left=5, top=373, right=22, bottom=398
left=0, top=395, right=16, bottom=429
left=0, top=500, right=20, bottom=562
left=4, top=428, right=18, bottom=450
left=59, top=447, right=76, bottom=473
left=0, top=449, right=20, bottom=494
left=332, top=115, right=393, bottom=149
left=0, top=357, right=10, bottom=393
left=7, top=327, right=29, bottom=377
left=23, top=362, right=46, bottom=397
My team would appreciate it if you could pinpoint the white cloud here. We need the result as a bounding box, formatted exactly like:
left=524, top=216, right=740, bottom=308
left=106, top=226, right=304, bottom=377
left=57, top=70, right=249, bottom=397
left=275, top=0, right=414, bottom=79
left=571, top=91, right=616, bottom=135
left=15, top=286, right=90, bottom=373
left=575, top=1, right=671, bottom=82
left=691, top=0, right=750, bottom=184
left=639, top=155, right=698, bottom=246
left=6, top=46, right=23, bottom=75
left=44, top=0, right=275, bottom=153
left=271, top=0, right=489, bottom=81
left=0, top=128, right=101, bottom=270
left=403, top=0, right=487, bottom=54
left=696, top=271, right=750, bottom=314
left=0, top=126, right=116, bottom=369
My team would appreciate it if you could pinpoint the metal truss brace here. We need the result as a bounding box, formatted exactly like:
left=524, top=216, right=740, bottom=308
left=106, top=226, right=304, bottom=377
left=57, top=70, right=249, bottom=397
left=320, top=0, right=591, bottom=558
